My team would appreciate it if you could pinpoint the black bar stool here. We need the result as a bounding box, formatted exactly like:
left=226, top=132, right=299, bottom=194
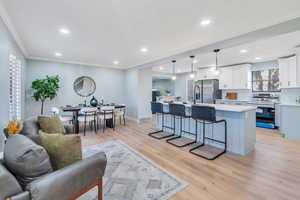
left=189, top=105, right=227, bottom=160
left=166, top=103, right=197, bottom=147
left=148, top=102, right=175, bottom=139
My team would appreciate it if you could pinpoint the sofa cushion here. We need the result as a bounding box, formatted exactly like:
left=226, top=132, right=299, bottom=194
left=3, top=135, right=53, bottom=188
left=20, top=118, right=41, bottom=144
left=39, top=131, right=82, bottom=170
left=0, top=164, right=23, bottom=200
left=38, top=115, right=66, bottom=134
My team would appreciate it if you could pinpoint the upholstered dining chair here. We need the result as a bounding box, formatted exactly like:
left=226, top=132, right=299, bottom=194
left=51, top=107, right=73, bottom=124
left=114, top=106, right=126, bottom=126
left=99, top=106, right=115, bottom=132
left=78, top=107, right=98, bottom=136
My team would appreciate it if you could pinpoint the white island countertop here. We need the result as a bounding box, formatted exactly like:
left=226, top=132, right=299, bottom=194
left=161, top=102, right=256, bottom=112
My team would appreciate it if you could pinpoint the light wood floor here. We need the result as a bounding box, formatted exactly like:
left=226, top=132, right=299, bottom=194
left=81, top=119, right=300, bottom=200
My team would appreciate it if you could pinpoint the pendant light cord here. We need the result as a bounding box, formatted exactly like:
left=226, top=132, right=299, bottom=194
left=214, top=49, right=220, bottom=71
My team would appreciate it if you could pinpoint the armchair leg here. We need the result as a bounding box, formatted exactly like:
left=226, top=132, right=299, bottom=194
left=68, top=178, right=103, bottom=200
left=98, top=178, right=103, bottom=200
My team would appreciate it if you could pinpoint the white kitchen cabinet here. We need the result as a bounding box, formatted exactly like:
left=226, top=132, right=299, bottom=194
left=279, top=56, right=299, bottom=88
left=280, top=104, right=300, bottom=141
left=219, top=67, right=233, bottom=89
left=219, top=64, right=251, bottom=90
left=197, top=68, right=220, bottom=80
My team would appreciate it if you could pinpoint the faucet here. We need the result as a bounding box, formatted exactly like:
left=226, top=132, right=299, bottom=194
left=193, top=84, right=201, bottom=104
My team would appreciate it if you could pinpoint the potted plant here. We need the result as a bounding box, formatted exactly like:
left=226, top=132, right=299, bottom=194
left=296, top=99, right=300, bottom=104
left=32, top=76, right=60, bottom=114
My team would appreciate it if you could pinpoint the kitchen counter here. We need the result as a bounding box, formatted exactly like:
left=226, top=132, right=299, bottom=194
left=280, top=103, right=300, bottom=107
left=161, top=102, right=256, bottom=112
left=157, top=102, right=256, bottom=156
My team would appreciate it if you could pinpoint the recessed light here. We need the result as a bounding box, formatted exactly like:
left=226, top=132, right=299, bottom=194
left=140, top=47, right=148, bottom=53
left=240, top=49, right=248, bottom=53
left=54, top=52, right=62, bottom=57
left=255, top=57, right=262, bottom=60
left=113, top=60, right=119, bottom=65
left=200, top=19, right=212, bottom=26
left=59, top=28, right=70, bottom=35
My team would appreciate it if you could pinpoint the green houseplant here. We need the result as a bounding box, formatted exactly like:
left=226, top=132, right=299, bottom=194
left=32, top=76, right=60, bottom=114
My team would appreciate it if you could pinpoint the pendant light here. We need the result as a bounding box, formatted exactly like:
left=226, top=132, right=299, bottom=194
left=189, top=55, right=195, bottom=79
left=213, top=49, right=220, bottom=74
left=171, top=60, right=177, bottom=80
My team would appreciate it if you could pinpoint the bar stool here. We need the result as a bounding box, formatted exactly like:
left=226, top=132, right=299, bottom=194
left=148, top=102, right=175, bottom=139
left=189, top=105, right=227, bottom=160
left=166, top=103, right=197, bottom=147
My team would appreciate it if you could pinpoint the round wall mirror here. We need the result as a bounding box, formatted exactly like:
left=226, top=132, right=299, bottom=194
left=73, top=76, right=96, bottom=97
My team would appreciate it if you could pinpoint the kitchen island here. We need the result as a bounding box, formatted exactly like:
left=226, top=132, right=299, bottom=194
left=156, top=103, right=257, bottom=156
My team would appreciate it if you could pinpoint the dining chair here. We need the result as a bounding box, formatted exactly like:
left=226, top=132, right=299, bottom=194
left=114, top=106, right=126, bottom=126
left=51, top=107, right=73, bottom=124
left=98, top=106, right=115, bottom=132
left=78, top=107, right=98, bottom=136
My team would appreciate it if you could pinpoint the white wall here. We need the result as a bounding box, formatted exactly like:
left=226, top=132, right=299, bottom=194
left=0, top=17, right=26, bottom=151
left=25, top=59, right=125, bottom=117
left=124, top=68, right=152, bottom=121
left=124, top=68, right=139, bottom=120
left=138, top=68, right=152, bottom=121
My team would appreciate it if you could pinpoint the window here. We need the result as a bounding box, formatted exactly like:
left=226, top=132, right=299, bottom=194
left=9, top=54, right=22, bottom=121
left=252, top=69, right=280, bottom=92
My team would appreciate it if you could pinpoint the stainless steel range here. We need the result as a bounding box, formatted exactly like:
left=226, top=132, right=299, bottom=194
left=249, top=93, right=279, bottom=129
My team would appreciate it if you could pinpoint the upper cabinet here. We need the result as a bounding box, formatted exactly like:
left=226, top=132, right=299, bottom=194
left=278, top=56, right=299, bottom=88
left=219, top=64, right=251, bottom=90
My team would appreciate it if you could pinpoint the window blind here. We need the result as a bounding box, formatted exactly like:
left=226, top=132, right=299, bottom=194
left=8, top=54, right=22, bottom=121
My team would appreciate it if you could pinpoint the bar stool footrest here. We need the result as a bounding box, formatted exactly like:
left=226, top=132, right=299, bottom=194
left=148, top=130, right=175, bottom=140
left=166, top=136, right=196, bottom=148
left=189, top=144, right=226, bottom=160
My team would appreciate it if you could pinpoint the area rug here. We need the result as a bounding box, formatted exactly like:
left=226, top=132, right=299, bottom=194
left=78, top=140, right=187, bottom=200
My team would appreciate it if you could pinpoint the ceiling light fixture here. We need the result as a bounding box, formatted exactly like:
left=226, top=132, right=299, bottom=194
left=189, top=55, right=195, bottom=79
left=59, top=28, right=70, bottom=35
left=159, top=66, right=163, bottom=70
left=240, top=49, right=248, bottom=53
left=140, top=47, right=148, bottom=53
left=255, top=57, right=262, bottom=60
left=54, top=52, right=62, bottom=57
left=200, top=19, right=212, bottom=26
left=113, top=60, right=119, bottom=65
left=171, top=60, right=177, bottom=81
left=214, top=49, right=221, bottom=75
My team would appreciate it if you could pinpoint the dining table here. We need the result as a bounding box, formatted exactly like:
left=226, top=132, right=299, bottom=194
left=62, top=104, right=126, bottom=134
left=61, top=106, right=81, bottom=134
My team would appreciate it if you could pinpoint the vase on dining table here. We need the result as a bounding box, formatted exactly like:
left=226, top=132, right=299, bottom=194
left=90, top=96, right=98, bottom=107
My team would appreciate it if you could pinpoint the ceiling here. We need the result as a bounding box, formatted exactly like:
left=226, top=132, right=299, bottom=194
left=153, top=30, right=300, bottom=74
left=2, top=0, right=300, bottom=68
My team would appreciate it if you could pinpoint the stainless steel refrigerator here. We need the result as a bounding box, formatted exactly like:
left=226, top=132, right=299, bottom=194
left=194, top=79, right=221, bottom=104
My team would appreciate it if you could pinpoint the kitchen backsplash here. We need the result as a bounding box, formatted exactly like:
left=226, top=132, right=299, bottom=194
left=280, top=88, right=300, bottom=104
left=221, top=89, right=252, bottom=100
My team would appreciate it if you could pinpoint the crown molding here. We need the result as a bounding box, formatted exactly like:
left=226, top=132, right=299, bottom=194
left=27, top=56, right=126, bottom=70
left=0, top=1, right=28, bottom=57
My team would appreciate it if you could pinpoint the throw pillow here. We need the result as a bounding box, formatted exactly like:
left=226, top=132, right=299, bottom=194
left=7, top=120, right=23, bottom=136
left=4, top=135, right=53, bottom=189
left=38, top=115, right=66, bottom=134
left=39, top=131, right=82, bottom=170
